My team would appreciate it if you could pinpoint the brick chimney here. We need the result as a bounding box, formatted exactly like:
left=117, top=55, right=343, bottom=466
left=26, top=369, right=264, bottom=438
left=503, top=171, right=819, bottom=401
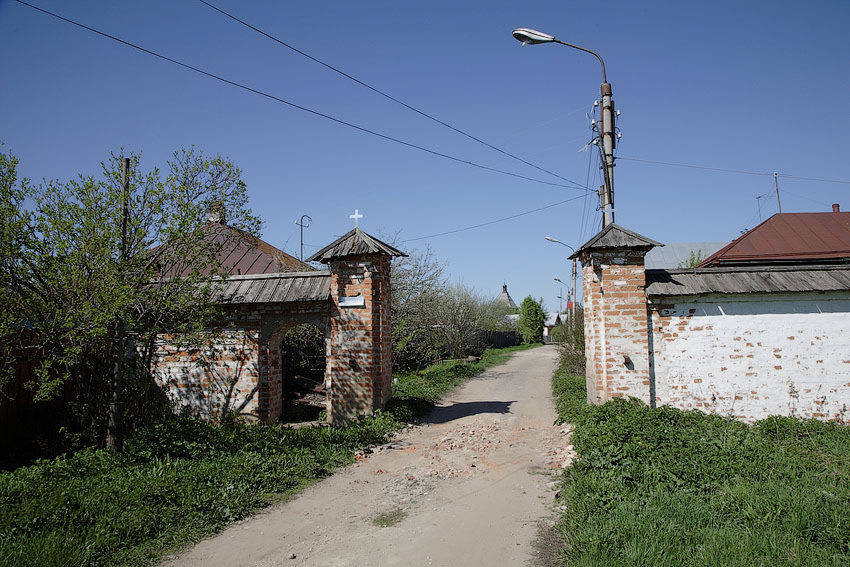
left=833, top=203, right=840, bottom=213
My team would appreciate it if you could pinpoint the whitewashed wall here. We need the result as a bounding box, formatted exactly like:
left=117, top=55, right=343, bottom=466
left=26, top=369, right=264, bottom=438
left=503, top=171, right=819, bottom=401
left=649, top=293, right=850, bottom=422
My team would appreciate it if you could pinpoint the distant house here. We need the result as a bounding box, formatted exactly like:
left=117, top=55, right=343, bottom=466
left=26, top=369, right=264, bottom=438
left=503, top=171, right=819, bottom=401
left=543, top=312, right=563, bottom=341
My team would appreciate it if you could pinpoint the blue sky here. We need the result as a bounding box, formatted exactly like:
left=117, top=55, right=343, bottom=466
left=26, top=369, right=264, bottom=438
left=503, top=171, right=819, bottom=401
left=2, top=0, right=848, bottom=311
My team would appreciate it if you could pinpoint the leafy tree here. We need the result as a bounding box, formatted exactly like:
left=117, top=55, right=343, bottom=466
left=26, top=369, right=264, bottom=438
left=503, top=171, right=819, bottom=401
left=517, top=295, right=544, bottom=344
left=390, top=245, right=448, bottom=370
left=0, top=146, right=260, bottom=450
left=433, top=284, right=488, bottom=358
left=389, top=245, right=525, bottom=367
left=553, top=306, right=585, bottom=375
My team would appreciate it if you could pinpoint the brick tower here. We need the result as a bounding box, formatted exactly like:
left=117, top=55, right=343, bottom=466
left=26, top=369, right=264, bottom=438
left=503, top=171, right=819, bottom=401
left=571, top=224, right=660, bottom=405
left=307, top=229, right=406, bottom=423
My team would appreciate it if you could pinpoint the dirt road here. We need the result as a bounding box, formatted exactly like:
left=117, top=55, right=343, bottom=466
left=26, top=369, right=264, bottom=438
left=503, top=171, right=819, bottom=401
left=164, top=345, right=573, bottom=567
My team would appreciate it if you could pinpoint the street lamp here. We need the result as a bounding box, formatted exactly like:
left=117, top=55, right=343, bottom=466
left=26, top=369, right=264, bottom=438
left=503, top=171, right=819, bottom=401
left=514, top=28, right=616, bottom=227
left=545, top=236, right=578, bottom=326
left=545, top=236, right=575, bottom=253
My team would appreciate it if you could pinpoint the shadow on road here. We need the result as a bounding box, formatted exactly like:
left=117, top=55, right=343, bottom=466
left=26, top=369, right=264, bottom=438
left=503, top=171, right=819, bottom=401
left=424, top=400, right=516, bottom=424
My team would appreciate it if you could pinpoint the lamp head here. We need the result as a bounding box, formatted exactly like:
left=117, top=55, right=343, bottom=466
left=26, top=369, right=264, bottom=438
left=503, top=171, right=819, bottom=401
left=545, top=236, right=559, bottom=243
left=512, top=28, right=556, bottom=46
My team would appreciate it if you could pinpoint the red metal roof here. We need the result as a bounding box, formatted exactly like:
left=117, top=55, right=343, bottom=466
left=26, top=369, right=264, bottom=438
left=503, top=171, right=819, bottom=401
left=156, top=222, right=313, bottom=277
left=699, top=211, right=850, bottom=266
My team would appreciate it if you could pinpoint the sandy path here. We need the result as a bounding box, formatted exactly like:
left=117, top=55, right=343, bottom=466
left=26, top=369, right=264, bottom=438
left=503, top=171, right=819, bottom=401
left=163, top=345, right=573, bottom=567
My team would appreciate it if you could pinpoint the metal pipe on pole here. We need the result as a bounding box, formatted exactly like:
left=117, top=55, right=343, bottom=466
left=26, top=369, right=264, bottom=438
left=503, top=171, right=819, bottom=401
left=296, top=214, right=312, bottom=264
left=571, top=258, right=578, bottom=324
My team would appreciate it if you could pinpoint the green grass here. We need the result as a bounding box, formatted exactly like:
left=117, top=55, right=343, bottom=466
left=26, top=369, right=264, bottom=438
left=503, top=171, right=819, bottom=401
left=0, top=415, right=399, bottom=567
left=386, top=343, right=539, bottom=421
left=552, top=367, right=850, bottom=566
left=0, top=344, right=530, bottom=567
left=372, top=507, right=407, bottom=527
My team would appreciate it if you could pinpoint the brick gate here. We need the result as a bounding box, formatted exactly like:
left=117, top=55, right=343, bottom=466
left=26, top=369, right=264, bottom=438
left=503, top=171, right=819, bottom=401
left=152, top=226, right=405, bottom=424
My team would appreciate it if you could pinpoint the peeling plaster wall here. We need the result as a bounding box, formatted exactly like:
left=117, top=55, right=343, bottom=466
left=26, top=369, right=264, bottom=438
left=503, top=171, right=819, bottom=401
left=649, top=293, right=850, bottom=422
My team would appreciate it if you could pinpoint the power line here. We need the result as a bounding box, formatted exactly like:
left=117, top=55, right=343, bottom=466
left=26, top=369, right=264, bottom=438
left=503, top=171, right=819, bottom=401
left=782, top=173, right=850, bottom=185
left=15, top=0, right=591, bottom=193
left=619, top=156, right=850, bottom=185
left=197, top=0, right=589, bottom=190
left=402, top=194, right=585, bottom=242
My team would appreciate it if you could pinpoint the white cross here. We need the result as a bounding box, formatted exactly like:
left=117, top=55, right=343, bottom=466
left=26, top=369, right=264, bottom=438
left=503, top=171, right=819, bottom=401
left=349, top=208, right=363, bottom=227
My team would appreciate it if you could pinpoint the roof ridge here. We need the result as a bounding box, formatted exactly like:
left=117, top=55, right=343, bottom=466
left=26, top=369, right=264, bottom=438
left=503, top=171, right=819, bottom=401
left=307, top=227, right=407, bottom=263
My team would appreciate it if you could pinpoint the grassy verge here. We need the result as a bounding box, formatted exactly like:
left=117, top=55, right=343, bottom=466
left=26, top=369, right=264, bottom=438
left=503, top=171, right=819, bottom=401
left=386, top=343, right=540, bottom=421
left=552, top=366, right=850, bottom=566
left=0, top=344, right=533, bottom=567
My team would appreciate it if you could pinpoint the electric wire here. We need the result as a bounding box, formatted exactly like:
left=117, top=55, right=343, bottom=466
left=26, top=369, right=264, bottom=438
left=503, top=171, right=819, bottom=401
left=619, top=156, right=850, bottom=185
left=402, top=194, right=586, bottom=242
left=578, top=124, right=595, bottom=244
left=14, top=0, right=592, bottom=193
left=196, top=0, right=589, bottom=190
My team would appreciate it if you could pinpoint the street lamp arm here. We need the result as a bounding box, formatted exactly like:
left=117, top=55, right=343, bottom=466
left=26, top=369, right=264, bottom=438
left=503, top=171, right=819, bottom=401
left=552, top=39, right=607, bottom=84
left=545, top=236, right=576, bottom=253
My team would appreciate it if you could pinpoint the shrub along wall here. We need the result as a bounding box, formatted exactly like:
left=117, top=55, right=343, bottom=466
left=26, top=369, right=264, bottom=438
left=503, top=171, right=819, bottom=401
left=553, top=364, right=850, bottom=566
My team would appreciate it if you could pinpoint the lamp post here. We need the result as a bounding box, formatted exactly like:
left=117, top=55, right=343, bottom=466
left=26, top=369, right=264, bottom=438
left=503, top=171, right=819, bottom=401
left=514, top=28, right=616, bottom=227
left=546, top=237, right=578, bottom=329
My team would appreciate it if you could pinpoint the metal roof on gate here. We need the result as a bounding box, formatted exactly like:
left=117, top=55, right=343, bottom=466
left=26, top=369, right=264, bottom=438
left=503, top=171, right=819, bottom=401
left=212, top=271, right=331, bottom=304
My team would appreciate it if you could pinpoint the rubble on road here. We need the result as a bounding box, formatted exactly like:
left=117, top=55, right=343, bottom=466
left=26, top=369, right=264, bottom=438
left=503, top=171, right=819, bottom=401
left=544, top=424, right=576, bottom=469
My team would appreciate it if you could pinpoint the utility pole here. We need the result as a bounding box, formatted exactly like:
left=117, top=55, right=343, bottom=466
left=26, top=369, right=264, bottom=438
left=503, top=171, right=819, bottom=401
left=296, top=214, right=312, bottom=264
left=599, top=82, right=616, bottom=227
left=571, top=258, right=578, bottom=325
left=107, top=157, right=130, bottom=452
left=773, top=172, right=783, bottom=213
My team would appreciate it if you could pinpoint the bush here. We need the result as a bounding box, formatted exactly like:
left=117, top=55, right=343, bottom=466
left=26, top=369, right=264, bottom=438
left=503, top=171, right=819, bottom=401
left=556, top=308, right=585, bottom=376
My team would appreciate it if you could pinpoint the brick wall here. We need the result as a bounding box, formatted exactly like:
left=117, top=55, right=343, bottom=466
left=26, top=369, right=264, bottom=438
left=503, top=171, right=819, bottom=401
left=579, top=235, right=850, bottom=423
left=152, top=328, right=262, bottom=419
left=649, top=294, right=850, bottom=422
left=152, top=302, right=330, bottom=421
left=581, top=250, right=652, bottom=405
left=326, top=254, right=392, bottom=423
